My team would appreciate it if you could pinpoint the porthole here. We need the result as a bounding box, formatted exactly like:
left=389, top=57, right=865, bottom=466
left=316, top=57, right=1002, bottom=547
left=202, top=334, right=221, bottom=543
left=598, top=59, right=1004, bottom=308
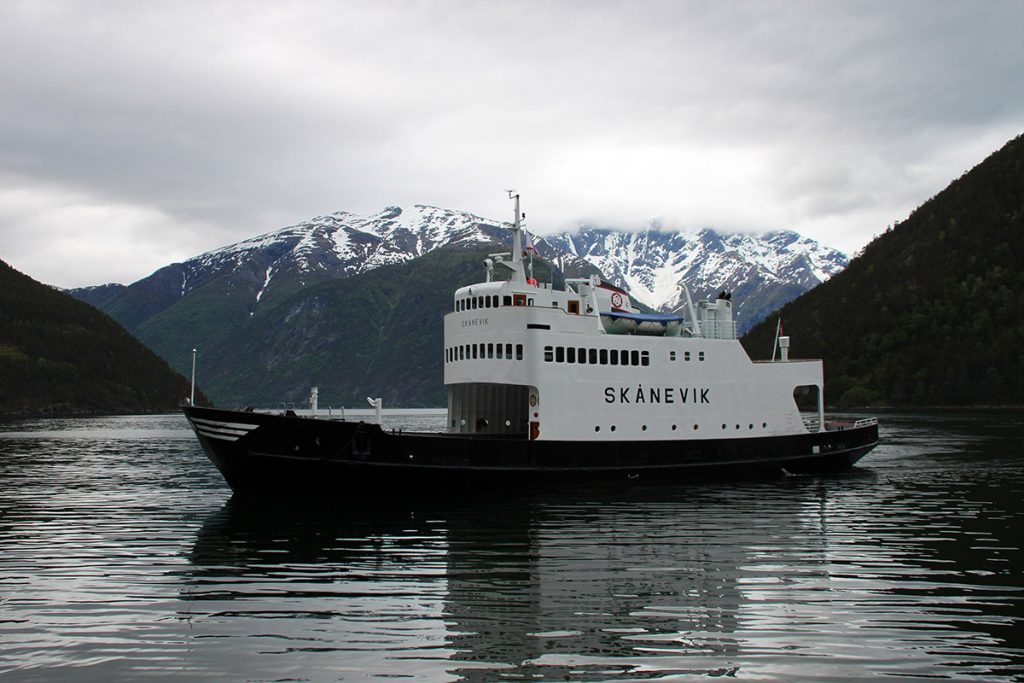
left=505, top=420, right=511, bottom=427
left=693, top=424, right=699, bottom=431
left=722, top=424, right=727, bottom=430
left=641, top=425, right=647, bottom=431
left=735, top=424, right=740, bottom=430
left=595, top=426, right=600, bottom=432
left=610, top=425, right=617, bottom=432
left=762, top=422, right=767, bottom=428
left=749, top=424, right=754, bottom=430
left=671, top=424, right=677, bottom=431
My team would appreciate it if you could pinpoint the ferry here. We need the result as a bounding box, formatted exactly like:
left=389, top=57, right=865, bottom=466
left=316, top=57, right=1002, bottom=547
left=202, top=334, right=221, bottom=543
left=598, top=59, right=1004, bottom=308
left=183, top=193, right=878, bottom=492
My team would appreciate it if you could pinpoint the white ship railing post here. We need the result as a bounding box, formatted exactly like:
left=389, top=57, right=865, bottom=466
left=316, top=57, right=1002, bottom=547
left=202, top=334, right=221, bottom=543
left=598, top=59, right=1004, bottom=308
left=190, top=348, right=196, bottom=405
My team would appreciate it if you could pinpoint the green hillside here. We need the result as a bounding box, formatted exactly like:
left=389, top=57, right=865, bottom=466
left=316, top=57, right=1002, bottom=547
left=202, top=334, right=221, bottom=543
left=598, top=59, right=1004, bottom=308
left=0, top=259, right=207, bottom=417
left=134, top=245, right=562, bottom=408
left=742, top=134, right=1024, bottom=407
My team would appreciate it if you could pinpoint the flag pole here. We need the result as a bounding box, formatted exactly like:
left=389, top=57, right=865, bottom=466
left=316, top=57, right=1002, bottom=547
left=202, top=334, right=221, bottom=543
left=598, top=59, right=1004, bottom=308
left=771, top=319, right=781, bottom=361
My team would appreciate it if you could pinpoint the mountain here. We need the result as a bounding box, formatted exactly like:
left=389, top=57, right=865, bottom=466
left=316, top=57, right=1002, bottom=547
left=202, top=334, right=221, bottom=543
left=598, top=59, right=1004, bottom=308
left=0, top=259, right=205, bottom=417
left=69, top=204, right=845, bottom=407
left=741, top=133, right=1024, bottom=407
left=540, top=227, right=847, bottom=334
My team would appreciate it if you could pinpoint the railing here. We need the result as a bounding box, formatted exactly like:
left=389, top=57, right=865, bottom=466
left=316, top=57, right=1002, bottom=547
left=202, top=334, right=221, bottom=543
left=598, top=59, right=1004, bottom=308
left=825, top=416, right=878, bottom=432
left=801, top=414, right=821, bottom=432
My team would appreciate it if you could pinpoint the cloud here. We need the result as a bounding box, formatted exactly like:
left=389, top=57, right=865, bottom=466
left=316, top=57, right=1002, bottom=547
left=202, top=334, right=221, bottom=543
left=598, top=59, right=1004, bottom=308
left=1, top=0, right=1022, bottom=286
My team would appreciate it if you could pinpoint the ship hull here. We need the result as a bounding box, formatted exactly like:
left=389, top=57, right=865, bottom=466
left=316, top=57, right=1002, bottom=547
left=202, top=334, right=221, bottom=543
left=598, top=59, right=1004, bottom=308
left=184, top=406, right=879, bottom=494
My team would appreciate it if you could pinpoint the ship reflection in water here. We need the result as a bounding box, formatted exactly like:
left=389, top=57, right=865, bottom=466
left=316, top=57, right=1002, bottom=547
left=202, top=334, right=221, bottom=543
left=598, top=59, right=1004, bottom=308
left=185, top=460, right=1023, bottom=681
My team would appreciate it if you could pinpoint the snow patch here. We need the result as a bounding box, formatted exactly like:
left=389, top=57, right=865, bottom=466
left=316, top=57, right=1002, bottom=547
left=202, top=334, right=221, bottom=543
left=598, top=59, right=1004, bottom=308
left=255, top=266, right=274, bottom=303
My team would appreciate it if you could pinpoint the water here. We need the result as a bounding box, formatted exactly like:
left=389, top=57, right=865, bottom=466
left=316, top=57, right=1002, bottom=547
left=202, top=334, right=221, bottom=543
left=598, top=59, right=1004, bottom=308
left=1, top=411, right=1022, bottom=681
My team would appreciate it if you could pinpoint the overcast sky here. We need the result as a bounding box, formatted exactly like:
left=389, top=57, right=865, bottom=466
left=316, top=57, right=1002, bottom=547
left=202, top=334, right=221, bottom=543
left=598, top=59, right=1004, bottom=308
left=1, top=1, right=1022, bottom=288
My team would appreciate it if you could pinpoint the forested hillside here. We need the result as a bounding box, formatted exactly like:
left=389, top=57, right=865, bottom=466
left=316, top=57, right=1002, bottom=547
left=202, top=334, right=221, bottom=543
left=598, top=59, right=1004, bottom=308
left=188, top=245, right=563, bottom=408
left=742, top=134, right=1024, bottom=407
left=0, top=260, right=206, bottom=417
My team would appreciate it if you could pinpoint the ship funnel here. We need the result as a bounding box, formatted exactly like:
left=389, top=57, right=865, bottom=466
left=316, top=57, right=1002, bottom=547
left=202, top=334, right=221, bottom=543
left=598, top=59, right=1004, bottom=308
left=778, top=336, right=790, bottom=362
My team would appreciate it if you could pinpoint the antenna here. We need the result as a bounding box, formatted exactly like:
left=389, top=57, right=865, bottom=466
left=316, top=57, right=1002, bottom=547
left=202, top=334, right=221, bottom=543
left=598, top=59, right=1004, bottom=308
left=505, top=190, right=524, bottom=279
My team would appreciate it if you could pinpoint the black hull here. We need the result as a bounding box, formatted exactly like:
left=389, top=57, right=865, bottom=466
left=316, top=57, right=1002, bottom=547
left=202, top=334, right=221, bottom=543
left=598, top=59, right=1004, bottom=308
left=183, top=406, right=879, bottom=494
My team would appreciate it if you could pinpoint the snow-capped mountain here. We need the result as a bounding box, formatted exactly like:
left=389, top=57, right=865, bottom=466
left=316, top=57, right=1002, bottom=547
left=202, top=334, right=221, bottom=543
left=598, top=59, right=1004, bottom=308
left=67, top=203, right=848, bottom=406
left=178, top=205, right=507, bottom=310
left=540, top=226, right=848, bottom=333
left=72, top=203, right=846, bottom=335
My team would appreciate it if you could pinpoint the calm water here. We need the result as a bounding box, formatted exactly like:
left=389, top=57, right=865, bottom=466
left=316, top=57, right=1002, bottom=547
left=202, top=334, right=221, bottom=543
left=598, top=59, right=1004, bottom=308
left=1, top=411, right=1022, bottom=682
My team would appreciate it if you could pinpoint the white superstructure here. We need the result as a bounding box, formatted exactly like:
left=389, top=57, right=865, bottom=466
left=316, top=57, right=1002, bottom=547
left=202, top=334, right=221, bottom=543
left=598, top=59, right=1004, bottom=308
left=443, top=194, right=824, bottom=442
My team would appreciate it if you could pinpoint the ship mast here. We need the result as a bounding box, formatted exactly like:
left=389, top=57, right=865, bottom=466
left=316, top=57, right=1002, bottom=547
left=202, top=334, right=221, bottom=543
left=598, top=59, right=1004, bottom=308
left=505, top=190, right=527, bottom=283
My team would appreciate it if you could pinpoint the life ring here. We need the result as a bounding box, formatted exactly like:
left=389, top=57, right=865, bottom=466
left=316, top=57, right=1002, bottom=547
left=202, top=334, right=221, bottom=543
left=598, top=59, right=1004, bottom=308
left=611, top=292, right=623, bottom=308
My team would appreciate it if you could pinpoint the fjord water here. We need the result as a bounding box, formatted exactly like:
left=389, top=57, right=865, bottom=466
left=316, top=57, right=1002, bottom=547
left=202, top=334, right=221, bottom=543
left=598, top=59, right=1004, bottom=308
left=1, top=413, right=1021, bottom=681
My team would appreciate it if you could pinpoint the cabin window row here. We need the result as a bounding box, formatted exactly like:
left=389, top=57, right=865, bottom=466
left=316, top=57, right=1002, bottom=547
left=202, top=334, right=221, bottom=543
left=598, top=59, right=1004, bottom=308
left=668, top=350, right=705, bottom=362
left=593, top=421, right=770, bottom=433
left=543, top=346, right=650, bottom=367
left=455, top=294, right=533, bottom=311
left=446, top=343, right=525, bottom=363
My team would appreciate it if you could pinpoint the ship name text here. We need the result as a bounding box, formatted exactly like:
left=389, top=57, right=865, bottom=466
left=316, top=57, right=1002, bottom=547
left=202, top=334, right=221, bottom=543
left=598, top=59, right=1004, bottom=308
left=604, top=386, right=710, bottom=404
left=462, top=318, right=489, bottom=328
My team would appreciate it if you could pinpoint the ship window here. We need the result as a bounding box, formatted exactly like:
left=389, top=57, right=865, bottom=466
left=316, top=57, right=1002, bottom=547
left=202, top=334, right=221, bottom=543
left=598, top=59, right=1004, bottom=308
left=556, top=346, right=565, bottom=363
left=589, top=349, right=597, bottom=364
left=641, top=351, right=649, bottom=366
left=699, top=351, right=705, bottom=361
left=528, top=298, right=534, bottom=306
left=684, top=351, right=691, bottom=361
left=506, top=343, right=513, bottom=359
left=484, top=297, right=490, bottom=309
left=459, top=346, right=464, bottom=361
left=492, top=295, right=499, bottom=308
left=514, top=294, right=526, bottom=306
left=610, top=350, right=618, bottom=366
left=478, top=296, right=484, bottom=309
left=471, top=298, right=478, bottom=310
left=552, top=301, right=558, bottom=308
left=487, top=343, right=494, bottom=359
left=669, top=351, right=676, bottom=361
left=472, top=345, right=478, bottom=359
left=599, top=349, right=608, bottom=364
left=568, top=300, right=580, bottom=314
left=497, top=344, right=504, bottom=359
left=566, top=347, right=575, bottom=363
left=577, top=347, right=586, bottom=363
left=515, top=344, right=523, bottom=360
left=631, top=350, right=639, bottom=366
left=504, top=295, right=512, bottom=306
left=544, top=346, right=553, bottom=362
